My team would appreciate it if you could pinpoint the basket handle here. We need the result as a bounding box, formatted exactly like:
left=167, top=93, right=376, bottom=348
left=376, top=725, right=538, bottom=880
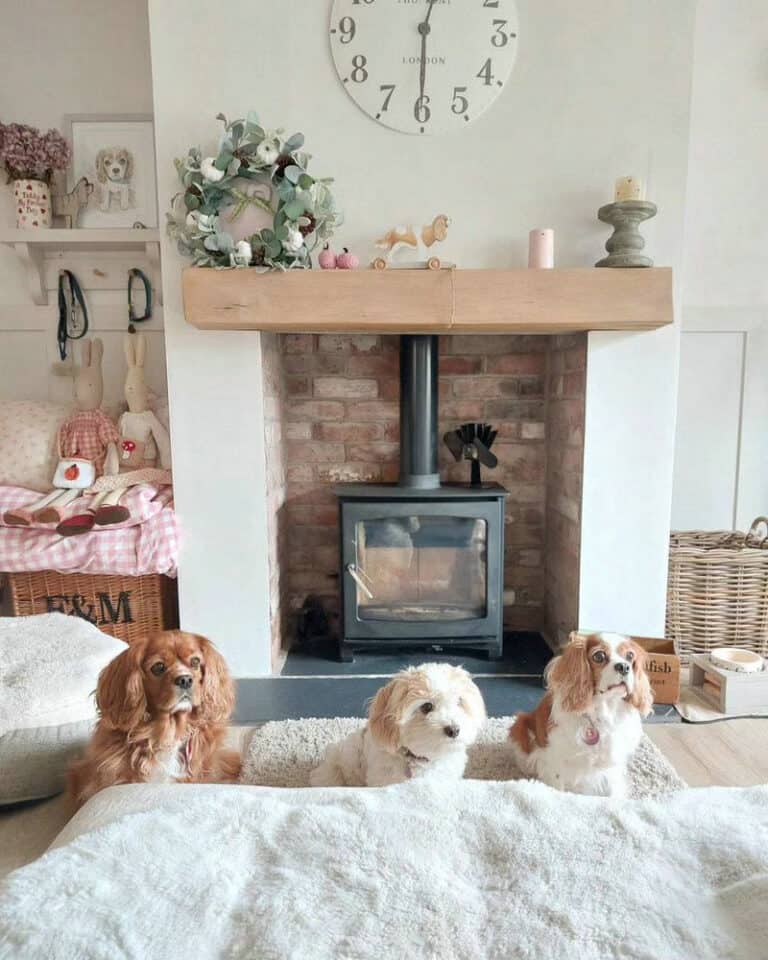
left=746, top=516, right=768, bottom=545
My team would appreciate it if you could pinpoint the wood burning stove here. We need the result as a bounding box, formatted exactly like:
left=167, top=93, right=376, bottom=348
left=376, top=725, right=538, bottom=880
left=336, top=335, right=507, bottom=661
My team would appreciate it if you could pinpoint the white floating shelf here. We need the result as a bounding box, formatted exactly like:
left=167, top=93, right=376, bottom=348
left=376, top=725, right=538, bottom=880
left=0, top=228, right=161, bottom=305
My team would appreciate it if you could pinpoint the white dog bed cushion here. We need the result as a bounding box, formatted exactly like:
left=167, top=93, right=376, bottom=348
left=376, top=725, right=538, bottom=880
left=0, top=614, right=125, bottom=804
left=241, top=716, right=686, bottom=797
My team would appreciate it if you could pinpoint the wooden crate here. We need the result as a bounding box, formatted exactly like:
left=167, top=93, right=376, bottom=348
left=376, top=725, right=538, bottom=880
left=635, top=638, right=681, bottom=704
left=0, top=570, right=178, bottom=644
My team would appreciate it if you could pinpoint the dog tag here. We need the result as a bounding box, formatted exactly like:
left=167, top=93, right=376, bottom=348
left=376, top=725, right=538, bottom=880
left=583, top=723, right=600, bottom=746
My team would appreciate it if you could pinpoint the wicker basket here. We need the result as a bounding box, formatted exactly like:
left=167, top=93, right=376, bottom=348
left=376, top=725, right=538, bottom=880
left=0, top=570, right=178, bottom=644
left=666, top=517, right=768, bottom=662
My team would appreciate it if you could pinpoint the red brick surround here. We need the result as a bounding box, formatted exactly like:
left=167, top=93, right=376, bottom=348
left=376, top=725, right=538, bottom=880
left=268, top=332, right=586, bottom=657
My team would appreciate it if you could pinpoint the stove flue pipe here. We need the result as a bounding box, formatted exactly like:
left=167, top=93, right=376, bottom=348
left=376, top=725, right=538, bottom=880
left=399, top=334, right=440, bottom=489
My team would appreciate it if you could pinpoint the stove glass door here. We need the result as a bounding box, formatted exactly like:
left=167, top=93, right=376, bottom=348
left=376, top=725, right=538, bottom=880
left=352, top=515, right=487, bottom=622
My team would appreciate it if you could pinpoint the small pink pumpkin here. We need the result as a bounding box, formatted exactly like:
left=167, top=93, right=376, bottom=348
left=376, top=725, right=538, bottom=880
left=318, top=244, right=337, bottom=270
left=336, top=247, right=359, bottom=270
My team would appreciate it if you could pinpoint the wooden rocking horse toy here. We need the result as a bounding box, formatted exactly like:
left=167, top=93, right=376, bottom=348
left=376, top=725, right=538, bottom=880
left=372, top=214, right=452, bottom=270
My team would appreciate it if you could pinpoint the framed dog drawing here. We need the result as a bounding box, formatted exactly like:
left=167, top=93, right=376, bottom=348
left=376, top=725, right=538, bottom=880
left=65, top=115, right=158, bottom=228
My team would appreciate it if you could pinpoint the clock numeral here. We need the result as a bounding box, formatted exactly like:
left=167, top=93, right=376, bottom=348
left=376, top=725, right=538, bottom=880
left=414, top=94, right=431, bottom=124
left=379, top=84, right=396, bottom=113
left=451, top=86, right=469, bottom=116
left=491, top=19, right=510, bottom=47
left=476, top=58, right=495, bottom=86
left=482, top=0, right=499, bottom=7
left=338, top=16, right=356, bottom=43
left=351, top=54, right=369, bottom=83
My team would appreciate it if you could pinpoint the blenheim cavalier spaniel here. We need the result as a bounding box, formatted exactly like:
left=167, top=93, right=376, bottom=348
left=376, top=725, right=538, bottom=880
left=509, top=632, right=653, bottom=798
left=68, top=630, right=241, bottom=809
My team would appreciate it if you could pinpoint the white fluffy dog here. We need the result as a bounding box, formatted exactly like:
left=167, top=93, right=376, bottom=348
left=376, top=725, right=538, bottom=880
left=310, top=663, right=486, bottom=787
left=95, top=147, right=134, bottom=211
left=509, top=632, right=653, bottom=798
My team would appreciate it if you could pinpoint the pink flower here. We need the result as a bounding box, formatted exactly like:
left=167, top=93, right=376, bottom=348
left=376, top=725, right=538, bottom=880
left=0, top=122, right=71, bottom=183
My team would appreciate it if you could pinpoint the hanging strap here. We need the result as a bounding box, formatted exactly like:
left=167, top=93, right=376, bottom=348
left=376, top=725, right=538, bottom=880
left=57, top=270, right=89, bottom=361
left=127, top=268, right=152, bottom=332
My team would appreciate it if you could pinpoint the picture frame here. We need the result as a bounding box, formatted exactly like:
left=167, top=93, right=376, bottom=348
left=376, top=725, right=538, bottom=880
left=64, top=114, right=158, bottom=228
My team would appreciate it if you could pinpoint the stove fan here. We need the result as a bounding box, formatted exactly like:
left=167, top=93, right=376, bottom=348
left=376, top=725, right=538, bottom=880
left=443, top=422, right=498, bottom=487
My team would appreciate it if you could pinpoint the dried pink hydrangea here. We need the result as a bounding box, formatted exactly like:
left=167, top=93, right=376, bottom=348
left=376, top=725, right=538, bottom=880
left=0, top=123, right=71, bottom=183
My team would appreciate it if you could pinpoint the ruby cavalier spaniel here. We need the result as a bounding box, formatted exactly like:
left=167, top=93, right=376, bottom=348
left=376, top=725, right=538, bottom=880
left=69, top=630, right=241, bottom=809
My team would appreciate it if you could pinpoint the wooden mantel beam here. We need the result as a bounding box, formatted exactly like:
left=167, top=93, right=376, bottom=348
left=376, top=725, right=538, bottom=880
left=182, top=266, right=673, bottom=334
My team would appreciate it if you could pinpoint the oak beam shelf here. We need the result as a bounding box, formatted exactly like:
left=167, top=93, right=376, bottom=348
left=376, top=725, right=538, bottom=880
left=182, top=266, right=672, bottom=335
left=0, top=228, right=161, bottom=306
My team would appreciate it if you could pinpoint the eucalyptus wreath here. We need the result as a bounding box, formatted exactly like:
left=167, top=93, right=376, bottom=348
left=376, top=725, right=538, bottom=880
left=167, top=111, right=341, bottom=269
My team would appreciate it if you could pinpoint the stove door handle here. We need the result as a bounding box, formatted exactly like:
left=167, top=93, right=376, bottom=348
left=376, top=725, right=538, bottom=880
left=346, top=563, right=374, bottom=600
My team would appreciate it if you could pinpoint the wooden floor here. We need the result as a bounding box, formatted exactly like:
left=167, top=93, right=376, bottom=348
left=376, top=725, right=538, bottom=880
left=646, top=718, right=768, bottom=787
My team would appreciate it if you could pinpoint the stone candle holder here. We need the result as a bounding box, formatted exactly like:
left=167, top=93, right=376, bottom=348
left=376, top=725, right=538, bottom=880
left=595, top=200, right=657, bottom=268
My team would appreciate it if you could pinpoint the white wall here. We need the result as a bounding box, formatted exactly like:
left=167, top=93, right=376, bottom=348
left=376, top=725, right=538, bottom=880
left=0, top=0, right=165, bottom=410
left=148, top=0, right=696, bottom=669
left=672, top=0, right=768, bottom=531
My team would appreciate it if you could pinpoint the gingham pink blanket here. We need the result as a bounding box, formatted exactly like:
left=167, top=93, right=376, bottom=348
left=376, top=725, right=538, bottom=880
left=0, top=485, right=178, bottom=577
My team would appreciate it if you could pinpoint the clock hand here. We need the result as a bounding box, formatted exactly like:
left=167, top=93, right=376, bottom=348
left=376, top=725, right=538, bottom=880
left=418, top=0, right=438, bottom=103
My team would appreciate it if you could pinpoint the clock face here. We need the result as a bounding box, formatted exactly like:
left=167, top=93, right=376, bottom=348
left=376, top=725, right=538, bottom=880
left=329, top=0, right=519, bottom=136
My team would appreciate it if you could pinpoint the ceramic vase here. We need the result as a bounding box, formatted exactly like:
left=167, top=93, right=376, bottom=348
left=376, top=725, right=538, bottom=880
left=14, top=179, right=52, bottom=228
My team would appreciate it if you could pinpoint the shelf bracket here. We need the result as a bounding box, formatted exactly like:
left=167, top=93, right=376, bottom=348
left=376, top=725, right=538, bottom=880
left=12, top=242, right=47, bottom=305
left=144, top=241, right=163, bottom=306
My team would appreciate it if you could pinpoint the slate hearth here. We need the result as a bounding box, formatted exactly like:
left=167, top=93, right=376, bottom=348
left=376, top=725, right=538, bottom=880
left=234, top=633, right=679, bottom=724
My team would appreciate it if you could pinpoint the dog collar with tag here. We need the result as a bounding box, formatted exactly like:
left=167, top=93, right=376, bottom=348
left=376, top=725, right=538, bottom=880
left=581, top=717, right=600, bottom=746
left=400, top=746, right=430, bottom=779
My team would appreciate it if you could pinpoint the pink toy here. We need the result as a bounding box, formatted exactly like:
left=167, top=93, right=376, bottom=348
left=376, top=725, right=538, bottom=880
left=318, top=244, right=337, bottom=270
left=336, top=247, right=359, bottom=270
left=3, top=337, right=119, bottom=531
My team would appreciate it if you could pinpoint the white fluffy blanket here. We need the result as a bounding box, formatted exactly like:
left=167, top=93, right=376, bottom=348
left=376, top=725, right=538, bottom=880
left=0, top=780, right=766, bottom=960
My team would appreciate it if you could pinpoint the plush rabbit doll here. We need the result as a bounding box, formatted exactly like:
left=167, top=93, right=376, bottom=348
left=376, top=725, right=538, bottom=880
left=88, top=332, right=172, bottom=526
left=117, top=333, right=172, bottom=472
left=3, top=338, right=119, bottom=530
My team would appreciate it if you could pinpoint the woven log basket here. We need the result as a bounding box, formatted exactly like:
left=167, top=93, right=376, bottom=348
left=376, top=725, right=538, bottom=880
left=667, top=517, right=768, bottom=662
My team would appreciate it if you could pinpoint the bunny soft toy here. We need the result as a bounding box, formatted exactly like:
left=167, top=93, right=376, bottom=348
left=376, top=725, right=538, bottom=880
left=3, top=338, right=120, bottom=531
left=118, top=332, right=172, bottom=472
left=87, top=332, right=172, bottom=526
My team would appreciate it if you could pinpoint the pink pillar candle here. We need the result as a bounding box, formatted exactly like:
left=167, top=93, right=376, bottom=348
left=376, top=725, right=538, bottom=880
left=528, top=228, right=554, bottom=268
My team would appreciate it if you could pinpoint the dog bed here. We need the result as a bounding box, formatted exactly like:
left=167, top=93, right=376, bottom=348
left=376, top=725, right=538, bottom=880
left=0, top=614, right=125, bottom=804
left=0, top=779, right=766, bottom=959
left=240, top=716, right=685, bottom=797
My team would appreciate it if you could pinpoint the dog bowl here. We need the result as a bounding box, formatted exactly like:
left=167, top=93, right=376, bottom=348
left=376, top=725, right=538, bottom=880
left=709, top=647, right=765, bottom=673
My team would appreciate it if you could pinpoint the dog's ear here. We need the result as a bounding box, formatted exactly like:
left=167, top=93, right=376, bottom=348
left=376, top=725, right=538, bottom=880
left=368, top=677, right=404, bottom=754
left=196, top=635, right=235, bottom=725
left=123, top=149, right=134, bottom=180
left=454, top=667, right=486, bottom=725
left=95, top=149, right=107, bottom=183
left=627, top=643, right=654, bottom=717
left=96, top=641, right=147, bottom=731
left=545, top=634, right=594, bottom=713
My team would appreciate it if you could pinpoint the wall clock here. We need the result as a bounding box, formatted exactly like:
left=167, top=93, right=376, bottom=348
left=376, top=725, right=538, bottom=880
left=329, top=0, right=519, bottom=136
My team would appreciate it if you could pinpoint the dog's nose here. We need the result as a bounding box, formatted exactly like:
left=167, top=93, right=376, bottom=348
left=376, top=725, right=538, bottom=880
left=444, top=724, right=460, bottom=739
left=174, top=674, right=193, bottom=690
left=614, top=661, right=630, bottom=677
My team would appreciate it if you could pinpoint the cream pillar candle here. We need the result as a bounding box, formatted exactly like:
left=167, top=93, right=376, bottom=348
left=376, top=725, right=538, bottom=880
left=614, top=176, right=645, bottom=202
left=528, top=228, right=554, bottom=268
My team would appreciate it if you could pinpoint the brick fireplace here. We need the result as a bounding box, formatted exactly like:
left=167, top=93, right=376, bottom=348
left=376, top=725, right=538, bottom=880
left=261, top=330, right=586, bottom=668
